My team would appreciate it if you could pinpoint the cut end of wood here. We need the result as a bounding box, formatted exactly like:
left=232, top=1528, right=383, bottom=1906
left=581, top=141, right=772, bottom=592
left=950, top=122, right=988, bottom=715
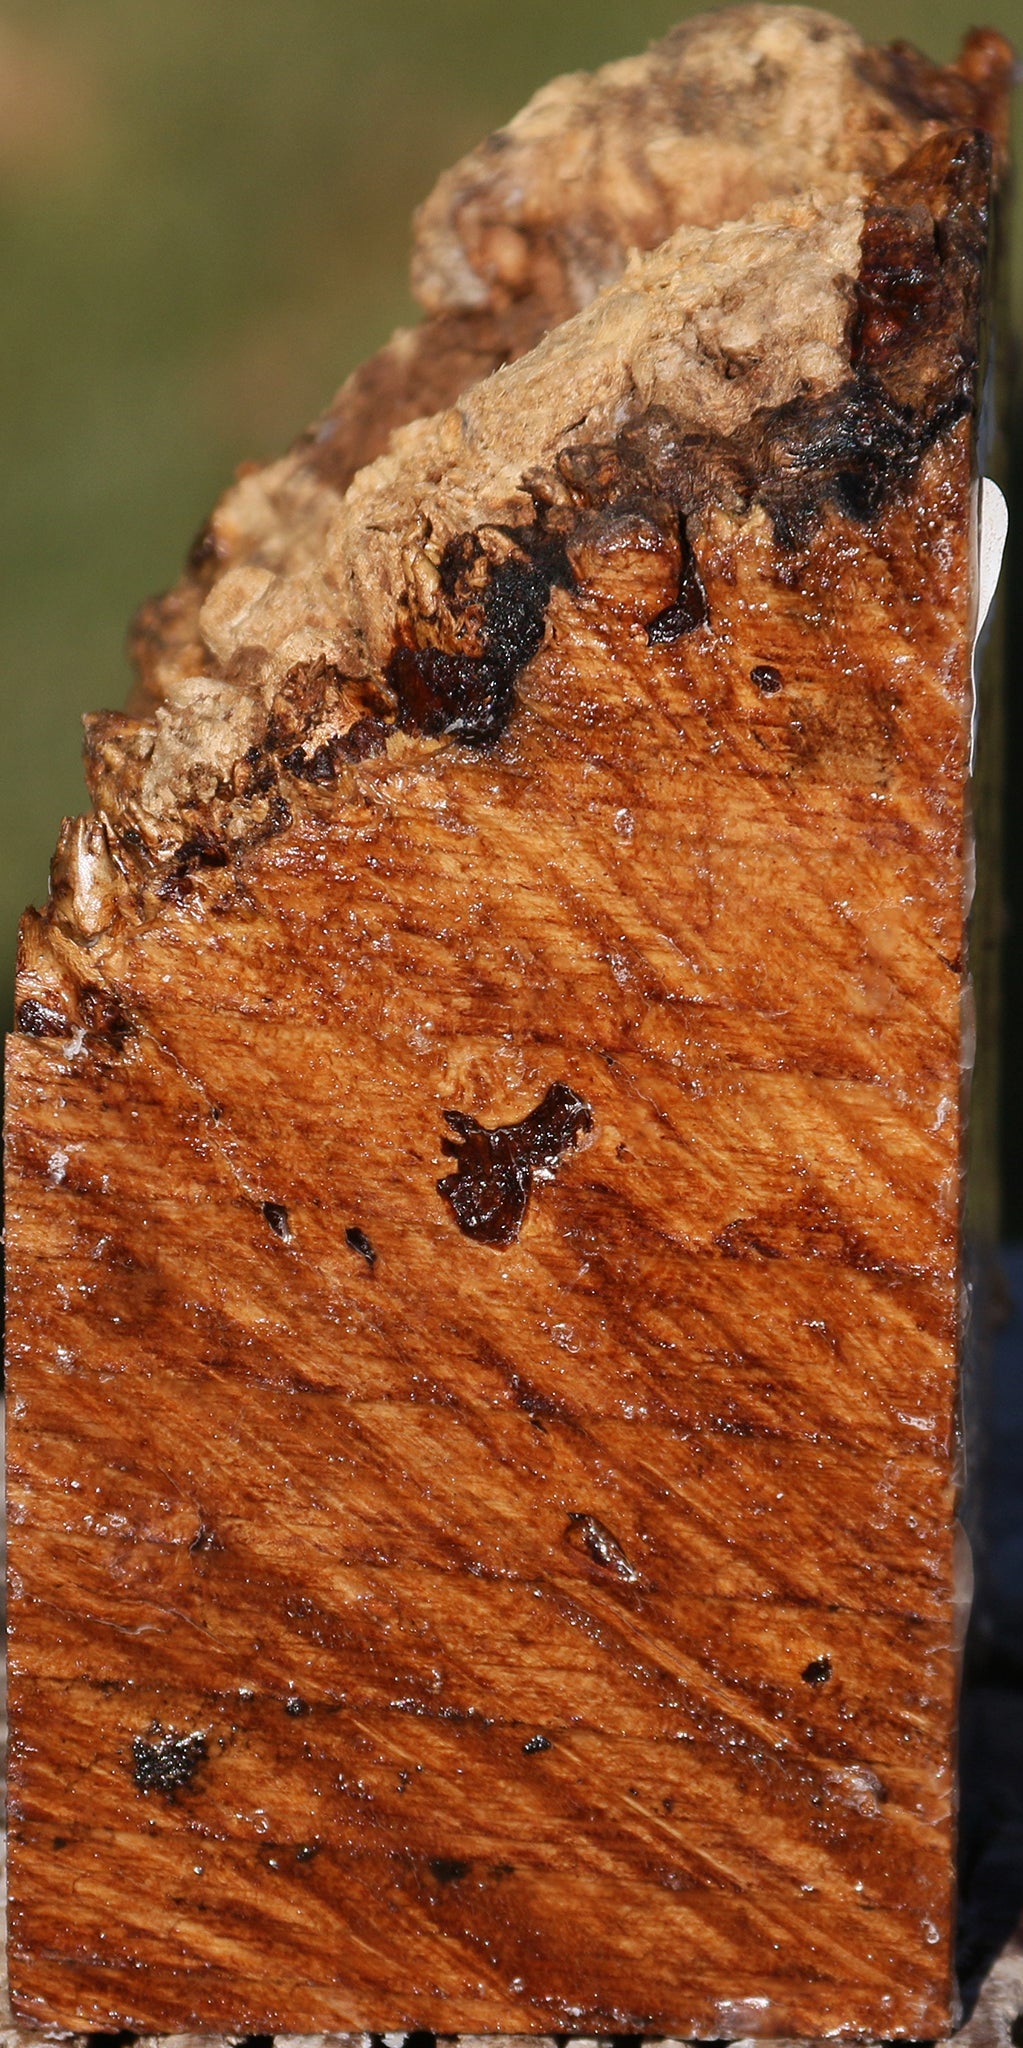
left=3, top=6, right=1013, bottom=2035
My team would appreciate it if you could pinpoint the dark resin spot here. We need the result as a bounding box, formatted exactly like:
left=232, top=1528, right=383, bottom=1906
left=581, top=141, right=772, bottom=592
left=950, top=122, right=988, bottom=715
left=346, top=1225, right=377, bottom=1266
left=285, top=1695, right=310, bottom=1716
left=282, top=741, right=336, bottom=785
left=646, top=529, right=708, bottom=643
left=132, top=1724, right=207, bottom=1800
left=646, top=587, right=707, bottom=644
left=79, top=983, right=133, bottom=1051
left=387, top=528, right=573, bottom=747
left=174, top=834, right=230, bottom=875
left=429, top=1856, right=471, bottom=1884
left=340, top=716, right=389, bottom=763
left=438, top=1081, right=592, bottom=1247
left=566, top=1513, right=641, bottom=1584
left=157, top=870, right=194, bottom=906
left=802, top=1655, right=833, bottom=1686
left=523, top=1733, right=551, bottom=1755
left=263, top=1202, right=292, bottom=1242
left=282, top=716, right=388, bottom=784
left=509, top=1369, right=568, bottom=1426
left=15, top=998, right=71, bottom=1039
left=751, top=664, right=783, bottom=693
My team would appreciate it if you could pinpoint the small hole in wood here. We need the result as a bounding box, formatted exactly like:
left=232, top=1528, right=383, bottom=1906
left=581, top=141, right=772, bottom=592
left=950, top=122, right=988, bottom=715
left=802, top=1654, right=832, bottom=1685
left=346, top=1225, right=377, bottom=1265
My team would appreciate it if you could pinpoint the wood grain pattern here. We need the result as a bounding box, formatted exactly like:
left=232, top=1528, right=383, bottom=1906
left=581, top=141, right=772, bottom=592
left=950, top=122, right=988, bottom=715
left=3, top=8, right=1013, bottom=2037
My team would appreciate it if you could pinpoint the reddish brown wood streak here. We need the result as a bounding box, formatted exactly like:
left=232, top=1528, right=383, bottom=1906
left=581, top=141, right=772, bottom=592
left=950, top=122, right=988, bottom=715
left=2, top=12, right=1012, bottom=2039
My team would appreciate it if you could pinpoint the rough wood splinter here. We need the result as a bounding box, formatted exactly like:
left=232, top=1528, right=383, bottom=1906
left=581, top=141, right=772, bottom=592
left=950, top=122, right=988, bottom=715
left=3, top=5, right=1013, bottom=2035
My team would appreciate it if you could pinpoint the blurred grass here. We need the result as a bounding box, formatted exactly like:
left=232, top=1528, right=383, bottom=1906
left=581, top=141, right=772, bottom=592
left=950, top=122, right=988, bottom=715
left=1, top=0, right=1021, bottom=1030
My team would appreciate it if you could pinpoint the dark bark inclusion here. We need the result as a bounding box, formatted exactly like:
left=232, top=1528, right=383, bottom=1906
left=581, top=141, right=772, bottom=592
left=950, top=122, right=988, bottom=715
left=373, top=131, right=986, bottom=757
left=438, top=1082, right=592, bottom=1247
left=385, top=526, right=575, bottom=748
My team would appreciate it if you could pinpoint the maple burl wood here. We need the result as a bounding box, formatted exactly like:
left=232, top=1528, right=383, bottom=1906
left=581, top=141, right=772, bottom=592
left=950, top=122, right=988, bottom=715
left=3, top=7, right=1013, bottom=2036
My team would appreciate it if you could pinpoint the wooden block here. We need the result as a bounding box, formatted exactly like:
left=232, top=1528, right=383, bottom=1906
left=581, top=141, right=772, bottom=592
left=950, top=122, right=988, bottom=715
left=4, top=8, right=1013, bottom=2036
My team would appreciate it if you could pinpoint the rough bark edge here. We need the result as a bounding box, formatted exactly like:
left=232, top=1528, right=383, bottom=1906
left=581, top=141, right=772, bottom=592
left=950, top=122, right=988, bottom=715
left=10, top=119, right=995, bottom=1067
left=125, top=16, right=1013, bottom=716
left=7, top=25, right=1013, bottom=1076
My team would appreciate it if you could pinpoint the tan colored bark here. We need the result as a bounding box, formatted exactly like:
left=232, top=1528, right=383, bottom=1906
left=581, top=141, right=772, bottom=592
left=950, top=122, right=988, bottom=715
left=125, top=7, right=1009, bottom=719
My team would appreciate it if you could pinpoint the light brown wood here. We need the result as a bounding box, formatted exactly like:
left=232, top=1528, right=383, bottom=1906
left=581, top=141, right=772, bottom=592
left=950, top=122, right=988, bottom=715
left=3, top=7, right=1013, bottom=2035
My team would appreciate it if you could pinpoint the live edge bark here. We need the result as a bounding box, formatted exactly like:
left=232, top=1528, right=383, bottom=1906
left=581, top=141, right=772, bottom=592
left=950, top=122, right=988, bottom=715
left=3, top=7, right=1014, bottom=2036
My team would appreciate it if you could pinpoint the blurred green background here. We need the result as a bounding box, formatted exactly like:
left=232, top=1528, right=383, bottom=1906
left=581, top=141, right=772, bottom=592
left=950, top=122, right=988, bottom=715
left=2, top=0, right=1022, bottom=1175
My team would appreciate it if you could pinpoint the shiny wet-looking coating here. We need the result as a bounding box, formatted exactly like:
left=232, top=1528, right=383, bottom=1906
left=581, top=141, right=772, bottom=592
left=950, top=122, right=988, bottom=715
left=3, top=6, right=1014, bottom=2037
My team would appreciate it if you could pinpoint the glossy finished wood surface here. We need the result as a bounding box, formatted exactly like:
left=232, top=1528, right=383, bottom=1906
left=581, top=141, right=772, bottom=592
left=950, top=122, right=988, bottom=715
left=3, top=8, right=1012, bottom=2036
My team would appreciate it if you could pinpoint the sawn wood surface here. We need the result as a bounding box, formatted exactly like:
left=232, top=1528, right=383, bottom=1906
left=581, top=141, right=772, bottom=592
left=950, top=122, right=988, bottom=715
left=3, top=7, right=1014, bottom=2036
